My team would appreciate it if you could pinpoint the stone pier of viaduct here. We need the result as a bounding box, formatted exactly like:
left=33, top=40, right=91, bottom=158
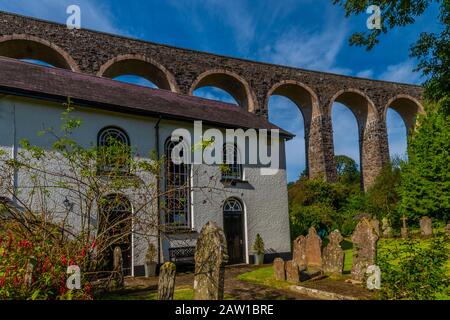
left=0, top=11, right=424, bottom=189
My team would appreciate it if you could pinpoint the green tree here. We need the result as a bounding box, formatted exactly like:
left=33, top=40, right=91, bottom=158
left=398, top=101, right=450, bottom=222
left=333, top=0, right=450, bottom=112
left=335, top=155, right=360, bottom=185
left=366, top=158, right=402, bottom=221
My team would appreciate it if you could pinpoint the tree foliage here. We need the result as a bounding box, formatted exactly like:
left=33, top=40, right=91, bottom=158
left=378, top=234, right=450, bottom=300
left=333, top=0, right=450, bottom=112
left=398, top=101, right=450, bottom=222
left=366, top=158, right=402, bottom=222
left=335, top=154, right=360, bottom=185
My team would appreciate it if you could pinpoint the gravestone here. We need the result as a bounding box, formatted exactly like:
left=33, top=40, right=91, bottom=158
left=305, top=227, right=322, bottom=269
left=322, top=230, right=344, bottom=276
left=158, top=262, right=176, bottom=300
left=351, top=218, right=379, bottom=282
left=273, top=258, right=286, bottom=281
left=292, top=235, right=307, bottom=268
left=285, top=260, right=300, bottom=283
left=113, top=246, right=124, bottom=288
left=24, top=262, right=34, bottom=287
left=420, top=216, right=433, bottom=238
left=194, top=221, right=228, bottom=300
left=445, top=224, right=450, bottom=234
left=381, top=217, right=393, bottom=238
left=400, top=216, right=409, bottom=239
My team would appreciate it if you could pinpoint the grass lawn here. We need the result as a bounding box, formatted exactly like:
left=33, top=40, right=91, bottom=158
left=237, top=266, right=291, bottom=289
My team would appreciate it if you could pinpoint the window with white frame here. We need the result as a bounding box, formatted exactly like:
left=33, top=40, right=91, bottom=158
left=222, top=143, right=242, bottom=180
left=97, top=126, right=131, bottom=173
left=164, top=137, right=191, bottom=228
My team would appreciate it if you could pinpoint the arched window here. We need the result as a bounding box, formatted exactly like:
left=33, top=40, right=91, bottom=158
left=97, top=126, right=131, bottom=173
left=223, top=198, right=243, bottom=213
left=222, top=143, right=242, bottom=180
left=164, top=137, right=190, bottom=228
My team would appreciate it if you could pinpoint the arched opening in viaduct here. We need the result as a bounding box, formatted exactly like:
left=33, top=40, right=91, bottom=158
left=266, top=81, right=320, bottom=182
left=384, top=95, right=425, bottom=160
left=189, top=70, right=256, bottom=111
left=0, top=35, right=78, bottom=71
left=329, top=89, right=379, bottom=190
left=97, top=55, right=178, bottom=92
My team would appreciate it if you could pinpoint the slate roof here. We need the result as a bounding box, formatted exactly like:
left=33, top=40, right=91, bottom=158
left=0, top=57, right=294, bottom=138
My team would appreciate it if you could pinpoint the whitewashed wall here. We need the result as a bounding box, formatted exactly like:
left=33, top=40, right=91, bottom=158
left=0, top=95, right=291, bottom=271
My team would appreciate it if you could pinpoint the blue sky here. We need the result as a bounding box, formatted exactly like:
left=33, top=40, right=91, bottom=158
left=0, top=0, right=440, bottom=182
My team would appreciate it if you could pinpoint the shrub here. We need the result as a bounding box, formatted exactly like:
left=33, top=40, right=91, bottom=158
left=377, top=234, right=450, bottom=300
left=290, top=203, right=335, bottom=238
left=0, top=221, right=92, bottom=300
left=252, top=234, right=265, bottom=255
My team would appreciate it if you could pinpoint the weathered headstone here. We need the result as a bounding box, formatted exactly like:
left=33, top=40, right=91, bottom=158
left=194, top=221, right=228, bottom=300
left=420, top=216, right=433, bottom=238
left=158, top=262, right=176, bottom=300
left=24, top=262, right=34, bottom=287
left=305, top=227, right=322, bottom=268
left=351, top=218, right=379, bottom=282
left=445, top=224, right=450, bottom=234
left=322, top=230, right=344, bottom=276
left=400, top=216, right=409, bottom=239
left=366, top=265, right=381, bottom=290
left=381, top=217, right=393, bottom=238
left=273, top=258, right=286, bottom=281
left=292, top=235, right=307, bottom=268
left=285, top=260, right=300, bottom=283
left=113, top=246, right=124, bottom=287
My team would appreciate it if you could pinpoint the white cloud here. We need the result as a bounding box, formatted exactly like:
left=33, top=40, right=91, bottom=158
left=0, top=0, right=125, bottom=35
left=166, top=0, right=257, bottom=52
left=355, top=69, right=374, bottom=79
left=378, top=60, right=422, bottom=84
left=258, top=10, right=350, bottom=73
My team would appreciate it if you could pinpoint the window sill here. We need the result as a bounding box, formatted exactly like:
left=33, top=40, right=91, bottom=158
left=221, top=178, right=248, bottom=186
left=162, top=226, right=196, bottom=235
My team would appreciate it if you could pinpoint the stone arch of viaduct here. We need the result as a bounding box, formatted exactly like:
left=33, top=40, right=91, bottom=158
left=0, top=11, right=424, bottom=189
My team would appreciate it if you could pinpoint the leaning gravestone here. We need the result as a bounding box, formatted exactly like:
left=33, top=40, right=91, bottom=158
left=322, top=230, right=344, bottom=276
left=351, top=218, right=379, bottom=282
left=158, top=262, right=176, bottom=300
left=273, top=258, right=286, bottom=281
left=420, top=216, right=433, bottom=238
left=305, top=227, right=322, bottom=269
left=285, top=260, right=300, bottom=283
left=400, top=216, right=409, bottom=239
left=381, top=217, right=393, bottom=238
left=113, top=246, right=124, bottom=288
left=194, top=221, right=229, bottom=300
left=292, top=235, right=307, bottom=268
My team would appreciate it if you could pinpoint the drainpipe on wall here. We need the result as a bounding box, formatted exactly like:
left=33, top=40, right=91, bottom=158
left=155, top=116, right=162, bottom=266
left=12, top=102, right=18, bottom=203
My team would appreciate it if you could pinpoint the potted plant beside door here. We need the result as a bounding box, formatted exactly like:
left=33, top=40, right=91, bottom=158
left=252, top=234, right=265, bottom=265
left=144, top=243, right=157, bottom=277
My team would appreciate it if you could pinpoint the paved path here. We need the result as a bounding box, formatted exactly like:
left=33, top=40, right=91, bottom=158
left=123, top=264, right=314, bottom=300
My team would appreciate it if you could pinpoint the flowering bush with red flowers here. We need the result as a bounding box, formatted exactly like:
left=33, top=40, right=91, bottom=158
left=0, top=221, right=93, bottom=300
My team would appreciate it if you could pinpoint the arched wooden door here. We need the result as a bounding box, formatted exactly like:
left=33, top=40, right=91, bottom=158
left=223, top=198, right=245, bottom=264
left=98, top=194, right=133, bottom=276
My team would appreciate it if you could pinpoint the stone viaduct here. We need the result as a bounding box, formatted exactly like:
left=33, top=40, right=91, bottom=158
left=0, top=11, right=424, bottom=189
